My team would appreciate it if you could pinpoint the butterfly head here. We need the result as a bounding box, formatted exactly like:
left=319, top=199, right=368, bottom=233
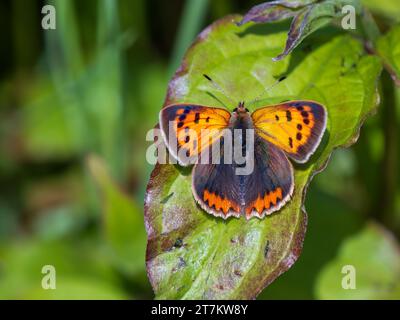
left=233, top=101, right=249, bottom=114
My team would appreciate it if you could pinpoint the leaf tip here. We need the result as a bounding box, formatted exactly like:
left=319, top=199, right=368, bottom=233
left=235, top=18, right=247, bottom=27
left=272, top=54, right=284, bottom=62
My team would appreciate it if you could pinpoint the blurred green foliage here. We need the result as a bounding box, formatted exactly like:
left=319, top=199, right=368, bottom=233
left=316, top=223, right=400, bottom=299
left=0, top=0, right=399, bottom=299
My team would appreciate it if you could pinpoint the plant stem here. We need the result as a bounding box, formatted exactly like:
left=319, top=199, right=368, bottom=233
left=377, top=71, right=399, bottom=234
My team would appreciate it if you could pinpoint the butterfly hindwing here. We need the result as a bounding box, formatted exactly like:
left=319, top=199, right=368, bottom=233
left=252, top=101, right=327, bottom=163
left=242, top=137, right=294, bottom=218
left=159, top=104, right=231, bottom=165
left=192, top=136, right=294, bottom=219
left=192, top=156, right=242, bottom=219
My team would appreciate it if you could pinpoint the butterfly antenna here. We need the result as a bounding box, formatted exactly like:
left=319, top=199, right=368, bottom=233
left=248, top=76, right=287, bottom=108
left=203, top=74, right=236, bottom=106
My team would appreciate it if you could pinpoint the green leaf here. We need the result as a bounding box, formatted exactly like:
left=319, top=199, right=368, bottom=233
left=145, top=15, right=382, bottom=299
left=277, top=0, right=364, bottom=61
left=239, top=0, right=362, bottom=61
left=88, top=155, right=146, bottom=276
left=361, top=0, right=400, bottom=22
left=377, top=25, right=400, bottom=86
left=236, top=0, right=316, bottom=26
left=315, top=223, right=400, bottom=299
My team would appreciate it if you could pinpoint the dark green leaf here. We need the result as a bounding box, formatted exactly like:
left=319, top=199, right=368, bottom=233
left=239, top=0, right=362, bottom=61
left=236, top=0, right=316, bottom=26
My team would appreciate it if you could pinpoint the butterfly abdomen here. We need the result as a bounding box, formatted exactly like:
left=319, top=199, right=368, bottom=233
left=230, top=111, right=254, bottom=163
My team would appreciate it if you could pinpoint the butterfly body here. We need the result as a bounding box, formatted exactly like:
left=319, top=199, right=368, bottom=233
left=159, top=100, right=327, bottom=220
left=228, top=103, right=254, bottom=158
left=229, top=101, right=251, bottom=124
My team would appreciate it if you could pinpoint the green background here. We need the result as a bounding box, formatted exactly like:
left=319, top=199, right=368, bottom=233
left=0, top=0, right=399, bottom=299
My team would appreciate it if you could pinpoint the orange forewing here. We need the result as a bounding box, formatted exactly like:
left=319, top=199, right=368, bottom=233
left=159, top=104, right=231, bottom=165
left=252, top=101, right=327, bottom=163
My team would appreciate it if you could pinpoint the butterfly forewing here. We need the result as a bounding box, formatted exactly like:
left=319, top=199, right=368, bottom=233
left=252, top=101, right=327, bottom=163
left=159, top=104, right=231, bottom=165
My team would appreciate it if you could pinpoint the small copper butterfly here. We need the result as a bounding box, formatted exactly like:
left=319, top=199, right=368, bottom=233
left=159, top=75, right=327, bottom=219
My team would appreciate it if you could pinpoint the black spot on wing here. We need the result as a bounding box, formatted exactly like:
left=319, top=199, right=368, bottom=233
left=301, top=111, right=309, bottom=118
left=286, top=110, right=292, bottom=122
